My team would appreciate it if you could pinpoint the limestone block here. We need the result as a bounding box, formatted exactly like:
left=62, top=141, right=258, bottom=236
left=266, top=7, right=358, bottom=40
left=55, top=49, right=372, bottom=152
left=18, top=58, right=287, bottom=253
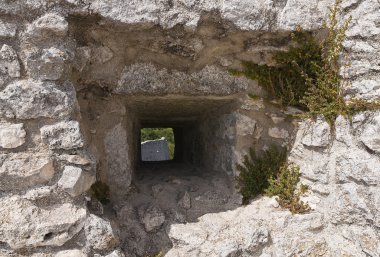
left=25, top=13, right=68, bottom=40
left=328, top=184, right=373, bottom=226
left=89, top=0, right=331, bottom=30
left=0, top=20, right=17, bottom=37
left=116, top=64, right=248, bottom=96
left=235, top=113, right=257, bottom=136
left=336, top=149, right=380, bottom=186
left=54, top=250, right=87, bottom=257
left=41, top=121, right=84, bottom=150
left=268, top=127, right=289, bottom=139
left=84, top=214, right=118, bottom=250
left=58, top=166, right=95, bottom=196
left=104, top=123, right=131, bottom=198
left=359, top=111, right=380, bottom=153
left=0, top=123, right=26, bottom=148
left=289, top=129, right=330, bottom=184
left=138, top=205, right=165, bottom=232
left=0, top=44, right=20, bottom=86
left=301, top=117, right=331, bottom=147
left=26, top=47, right=68, bottom=80
left=0, top=80, right=75, bottom=119
left=103, top=250, right=125, bottom=257
left=58, top=153, right=94, bottom=166
left=141, top=138, right=170, bottom=161
left=0, top=153, right=54, bottom=191
left=0, top=196, right=86, bottom=249
left=166, top=204, right=269, bottom=257
left=344, top=78, right=380, bottom=102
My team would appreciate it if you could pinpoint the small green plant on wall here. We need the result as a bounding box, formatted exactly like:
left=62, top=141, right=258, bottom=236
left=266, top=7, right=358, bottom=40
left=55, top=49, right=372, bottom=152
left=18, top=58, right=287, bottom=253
left=236, top=146, right=310, bottom=214
left=265, top=164, right=310, bottom=214
left=232, top=0, right=379, bottom=126
left=236, top=146, right=287, bottom=203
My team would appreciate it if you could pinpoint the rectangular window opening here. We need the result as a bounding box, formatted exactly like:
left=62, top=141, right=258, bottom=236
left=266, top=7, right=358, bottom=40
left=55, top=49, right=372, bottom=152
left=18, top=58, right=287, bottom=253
left=140, top=128, right=175, bottom=162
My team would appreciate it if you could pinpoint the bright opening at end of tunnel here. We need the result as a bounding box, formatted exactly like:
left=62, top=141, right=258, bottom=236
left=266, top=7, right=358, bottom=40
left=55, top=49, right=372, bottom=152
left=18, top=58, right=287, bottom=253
left=141, top=128, right=175, bottom=161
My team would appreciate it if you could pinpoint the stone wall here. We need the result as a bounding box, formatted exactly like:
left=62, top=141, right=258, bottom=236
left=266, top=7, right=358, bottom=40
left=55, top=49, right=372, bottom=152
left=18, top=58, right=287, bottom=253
left=0, top=0, right=379, bottom=256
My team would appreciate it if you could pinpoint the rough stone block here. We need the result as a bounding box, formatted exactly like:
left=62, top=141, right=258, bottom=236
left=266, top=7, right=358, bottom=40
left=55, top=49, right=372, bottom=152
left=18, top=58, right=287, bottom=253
left=0, top=196, right=86, bottom=249
left=41, top=121, right=84, bottom=150
left=301, top=117, right=330, bottom=147
left=55, top=250, right=87, bottom=257
left=25, top=13, right=68, bottom=40
left=166, top=203, right=269, bottom=257
left=0, top=80, right=75, bottom=119
left=104, top=123, right=131, bottom=198
left=359, top=111, right=380, bottom=153
left=26, top=47, right=68, bottom=81
left=138, top=205, right=165, bottom=232
left=0, top=123, right=26, bottom=148
left=141, top=138, right=170, bottom=161
left=336, top=149, right=380, bottom=186
left=58, top=166, right=95, bottom=196
left=116, top=64, right=248, bottom=96
left=0, top=20, right=17, bottom=37
left=85, top=214, right=118, bottom=250
left=268, top=127, right=289, bottom=139
left=0, top=44, right=20, bottom=86
left=0, top=153, right=54, bottom=191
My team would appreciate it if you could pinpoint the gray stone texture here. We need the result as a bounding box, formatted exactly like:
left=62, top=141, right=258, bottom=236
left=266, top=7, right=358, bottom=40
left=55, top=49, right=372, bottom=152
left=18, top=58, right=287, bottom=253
left=0, top=153, right=54, bottom=191
left=141, top=138, right=170, bottom=161
left=58, top=166, right=95, bottom=196
left=0, top=80, right=75, bottom=119
left=0, top=195, right=86, bottom=249
left=0, top=44, right=20, bottom=87
left=85, top=214, right=118, bottom=251
left=0, top=0, right=379, bottom=256
left=41, top=120, right=84, bottom=150
left=0, top=123, right=26, bottom=149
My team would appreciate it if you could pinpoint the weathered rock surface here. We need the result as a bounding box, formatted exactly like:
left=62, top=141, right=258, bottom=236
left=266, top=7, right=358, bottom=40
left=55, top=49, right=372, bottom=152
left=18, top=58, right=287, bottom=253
left=138, top=205, right=166, bottom=232
left=25, top=13, right=68, bottom=40
left=0, top=20, right=17, bottom=37
left=0, top=153, right=54, bottom=191
left=359, top=111, right=380, bottom=153
left=166, top=198, right=270, bottom=257
left=41, top=120, right=84, bottom=150
left=104, top=124, right=131, bottom=199
left=0, top=123, right=26, bottom=148
left=54, top=249, right=87, bottom=257
left=0, top=44, right=20, bottom=87
left=102, top=250, right=125, bottom=257
left=85, top=214, right=118, bottom=251
left=0, top=80, right=75, bottom=119
left=116, top=64, right=248, bottom=96
left=88, top=0, right=333, bottom=30
left=0, top=196, right=86, bottom=249
left=301, top=117, right=331, bottom=147
left=268, top=127, right=289, bottom=139
left=58, top=166, right=95, bottom=196
left=178, top=191, right=191, bottom=210
left=25, top=47, right=68, bottom=81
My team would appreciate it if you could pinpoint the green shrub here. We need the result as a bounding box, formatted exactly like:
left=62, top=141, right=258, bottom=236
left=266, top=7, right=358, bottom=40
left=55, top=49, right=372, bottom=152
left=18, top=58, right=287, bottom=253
left=231, top=28, right=322, bottom=109
left=265, top=164, right=310, bottom=214
left=232, top=0, right=380, bottom=126
left=236, top=146, right=287, bottom=204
